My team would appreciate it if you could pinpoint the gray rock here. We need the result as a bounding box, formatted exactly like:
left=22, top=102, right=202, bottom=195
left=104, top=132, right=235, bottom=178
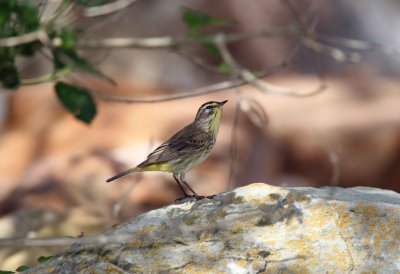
left=25, top=183, right=400, bottom=273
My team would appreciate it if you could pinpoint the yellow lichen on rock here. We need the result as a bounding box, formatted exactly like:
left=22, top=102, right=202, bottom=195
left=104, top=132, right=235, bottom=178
left=24, top=183, right=400, bottom=274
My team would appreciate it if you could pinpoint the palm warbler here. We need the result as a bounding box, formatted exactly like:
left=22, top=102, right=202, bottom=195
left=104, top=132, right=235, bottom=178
left=106, top=100, right=228, bottom=200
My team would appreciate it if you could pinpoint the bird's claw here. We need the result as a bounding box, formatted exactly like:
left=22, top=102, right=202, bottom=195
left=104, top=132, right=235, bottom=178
left=175, top=195, right=197, bottom=204
left=175, top=194, right=216, bottom=204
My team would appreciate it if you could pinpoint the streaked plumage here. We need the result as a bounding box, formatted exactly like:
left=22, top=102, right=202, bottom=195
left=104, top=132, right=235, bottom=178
left=106, top=100, right=228, bottom=200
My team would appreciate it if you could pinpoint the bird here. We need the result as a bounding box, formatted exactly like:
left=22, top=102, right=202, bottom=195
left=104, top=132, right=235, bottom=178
left=106, top=100, right=228, bottom=200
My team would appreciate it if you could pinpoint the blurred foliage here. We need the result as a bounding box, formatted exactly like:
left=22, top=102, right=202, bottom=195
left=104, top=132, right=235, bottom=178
left=52, top=28, right=116, bottom=85
left=76, top=0, right=108, bottom=7
left=181, top=7, right=233, bottom=34
left=14, top=266, right=30, bottom=272
left=181, top=7, right=234, bottom=75
left=0, top=254, right=54, bottom=273
left=37, top=255, right=55, bottom=264
left=55, top=82, right=97, bottom=124
left=0, top=0, right=112, bottom=123
left=0, top=2, right=233, bottom=123
left=0, top=0, right=40, bottom=89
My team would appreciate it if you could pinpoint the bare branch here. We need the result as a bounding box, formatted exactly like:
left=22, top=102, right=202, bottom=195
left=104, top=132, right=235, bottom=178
left=177, top=48, right=221, bottom=73
left=93, top=48, right=301, bottom=104
left=302, top=38, right=362, bottom=62
left=75, top=36, right=179, bottom=49
left=328, top=148, right=341, bottom=186
left=94, top=78, right=242, bottom=103
left=227, top=98, right=241, bottom=191
left=83, top=0, right=137, bottom=17
left=242, top=69, right=326, bottom=97
left=282, top=0, right=312, bottom=36
left=76, top=27, right=296, bottom=49
left=279, top=0, right=328, bottom=96
left=215, top=33, right=326, bottom=98
left=0, top=25, right=294, bottom=49
left=45, top=0, right=76, bottom=26
left=316, top=34, right=400, bottom=54
left=239, top=98, right=269, bottom=129
left=0, top=29, right=47, bottom=47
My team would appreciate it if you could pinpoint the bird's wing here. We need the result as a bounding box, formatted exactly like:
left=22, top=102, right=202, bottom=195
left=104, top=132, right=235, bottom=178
left=138, top=125, right=211, bottom=166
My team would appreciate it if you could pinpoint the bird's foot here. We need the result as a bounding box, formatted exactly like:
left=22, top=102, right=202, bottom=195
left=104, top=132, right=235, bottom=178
left=175, top=194, right=216, bottom=203
left=175, top=195, right=197, bottom=204
left=194, top=194, right=217, bottom=200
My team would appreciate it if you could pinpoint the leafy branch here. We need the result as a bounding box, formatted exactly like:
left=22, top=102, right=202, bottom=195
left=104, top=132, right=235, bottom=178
left=1, top=0, right=398, bottom=126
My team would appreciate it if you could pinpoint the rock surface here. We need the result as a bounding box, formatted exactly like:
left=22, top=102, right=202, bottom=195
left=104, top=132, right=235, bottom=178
left=26, top=183, right=400, bottom=273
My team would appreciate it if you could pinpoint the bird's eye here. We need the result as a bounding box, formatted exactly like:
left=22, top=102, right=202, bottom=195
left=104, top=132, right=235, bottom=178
left=205, top=105, right=213, bottom=110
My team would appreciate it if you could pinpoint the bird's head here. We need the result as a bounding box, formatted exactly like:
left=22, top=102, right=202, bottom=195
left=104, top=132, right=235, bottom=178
left=194, top=100, right=228, bottom=133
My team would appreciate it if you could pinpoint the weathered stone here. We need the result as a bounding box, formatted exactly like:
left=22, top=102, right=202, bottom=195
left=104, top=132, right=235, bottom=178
left=25, top=183, right=400, bottom=273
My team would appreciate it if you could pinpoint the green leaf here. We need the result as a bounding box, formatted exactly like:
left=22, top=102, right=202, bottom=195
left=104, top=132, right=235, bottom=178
left=55, top=82, right=97, bottom=124
left=0, top=62, right=20, bottom=89
left=0, top=270, right=15, bottom=274
left=76, top=0, right=108, bottom=7
left=59, top=28, right=76, bottom=49
left=0, top=8, right=11, bottom=32
left=203, top=42, right=221, bottom=59
left=37, top=255, right=55, bottom=263
left=217, top=62, right=231, bottom=75
left=15, top=2, right=39, bottom=32
left=181, top=7, right=233, bottom=33
left=0, top=1, right=39, bottom=37
left=15, top=265, right=30, bottom=272
left=52, top=47, right=116, bottom=85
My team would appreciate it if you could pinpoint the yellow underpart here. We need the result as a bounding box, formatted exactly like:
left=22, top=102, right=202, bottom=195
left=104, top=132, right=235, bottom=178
left=210, top=108, right=222, bottom=135
left=135, top=163, right=173, bottom=172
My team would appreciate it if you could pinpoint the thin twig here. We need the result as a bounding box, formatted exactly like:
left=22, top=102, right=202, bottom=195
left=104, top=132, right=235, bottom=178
left=0, top=30, right=46, bottom=47
left=328, top=149, right=341, bottom=186
left=93, top=70, right=276, bottom=104
left=215, top=34, right=326, bottom=98
left=302, top=38, right=362, bottom=62
left=177, top=48, right=221, bottom=73
left=111, top=140, right=154, bottom=219
left=0, top=26, right=296, bottom=48
left=239, top=98, right=269, bottom=129
left=112, top=174, right=142, bottom=218
left=83, top=0, right=137, bottom=17
left=76, top=27, right=296, bottom=49
left=282, top=0, right=312, bottom=36
left=316, top=34, right=400, bottom=54
left=46, top=0, right=75, bottom=26
left=227, top=97, right=241, bottom=191
left=94, top=79, right=241, bottom=103
left=280, top=0, right=327, bottom=96
left=243, top=69, right=326, bottom=97
left=213, top=34, right=243, bottom=191
left=91, top=34, right=304, bottom=104
left=37, top=0, right=48, bottom=20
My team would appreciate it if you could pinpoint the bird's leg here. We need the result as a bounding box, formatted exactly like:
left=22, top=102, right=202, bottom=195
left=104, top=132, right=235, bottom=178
left=173, top=174, right=190, bottom=197
left=179, top=174, right=205, bottom=200
left=173, top=174, right=198, bottom=203
left=174, top=174, right=215, bottom=202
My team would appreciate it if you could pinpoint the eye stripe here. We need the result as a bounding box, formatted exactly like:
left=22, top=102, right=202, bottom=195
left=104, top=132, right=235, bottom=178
left=204, top=103, right=218, bottom=110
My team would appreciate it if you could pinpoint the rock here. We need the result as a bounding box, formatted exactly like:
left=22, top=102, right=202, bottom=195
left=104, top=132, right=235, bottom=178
left=25, top=183, right=400, bottom=273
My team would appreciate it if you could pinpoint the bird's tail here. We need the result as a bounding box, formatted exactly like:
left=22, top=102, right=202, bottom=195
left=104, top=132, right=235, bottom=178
left=106, top=167, right=137, bottom=183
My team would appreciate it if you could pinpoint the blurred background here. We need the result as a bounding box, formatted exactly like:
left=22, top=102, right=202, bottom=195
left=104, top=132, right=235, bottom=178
left=1, top=0, right=400, bottom=269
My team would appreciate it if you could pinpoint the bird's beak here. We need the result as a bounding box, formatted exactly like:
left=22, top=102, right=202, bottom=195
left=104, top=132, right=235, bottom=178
left=219, top=100, right=228, bottom=106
